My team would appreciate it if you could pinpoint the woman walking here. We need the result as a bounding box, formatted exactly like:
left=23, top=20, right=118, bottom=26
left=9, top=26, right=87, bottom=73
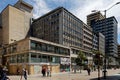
left=23, top=68, right=27, bottom=80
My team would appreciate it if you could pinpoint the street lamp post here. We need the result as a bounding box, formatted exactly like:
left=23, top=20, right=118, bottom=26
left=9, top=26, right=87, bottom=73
left=92, top=2, right=120, bottom=79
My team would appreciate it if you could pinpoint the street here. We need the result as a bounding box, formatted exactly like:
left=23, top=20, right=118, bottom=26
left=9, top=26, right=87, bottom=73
left=9, top=69, right=120, bottom=80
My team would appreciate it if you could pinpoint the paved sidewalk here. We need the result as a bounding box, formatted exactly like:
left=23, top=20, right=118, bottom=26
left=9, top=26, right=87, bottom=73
left=8, top=69, right=120, bottom=80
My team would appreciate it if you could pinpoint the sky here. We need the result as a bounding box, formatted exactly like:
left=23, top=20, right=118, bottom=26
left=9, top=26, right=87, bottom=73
left=0, top=0, right=120, bottom=44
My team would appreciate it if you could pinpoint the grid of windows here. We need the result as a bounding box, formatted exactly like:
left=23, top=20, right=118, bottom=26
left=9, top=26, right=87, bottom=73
left=9, top=53, right=28, bottom=63
left=30, top=53, right=60, bottom=63
left=32, top=7, right=93, bottom=54
left=92, top=16, right=117, bottom=56
left=30, top=40, right=70, bottom=55
left=62, top=9, right=83, bottom=47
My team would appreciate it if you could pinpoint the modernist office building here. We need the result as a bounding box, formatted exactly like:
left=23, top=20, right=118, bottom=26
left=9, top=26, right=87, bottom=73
left=31, top=7, right=94, bottom=68
left=32, top=7, right=93, bottom=57
left=87, top=12, right=118, bottom=65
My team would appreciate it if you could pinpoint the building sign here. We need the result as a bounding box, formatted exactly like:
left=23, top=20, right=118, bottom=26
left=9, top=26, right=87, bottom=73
left=60, top=58, right=70, bottom=65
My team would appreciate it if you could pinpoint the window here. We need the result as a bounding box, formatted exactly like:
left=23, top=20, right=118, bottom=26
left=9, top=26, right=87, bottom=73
left=42, top=55, right=48, bottom=62
left=31, top=41, right=36, bottom=50
left=31, top=54, right=38, bottom=62
left=42, top=44, right=47, bottom=51
left=38, top=55, right=41, bottom=62
left=17, top=54, right=22, bottom=63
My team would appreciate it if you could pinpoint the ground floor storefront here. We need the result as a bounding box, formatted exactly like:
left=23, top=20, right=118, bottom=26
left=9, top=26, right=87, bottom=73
left=8, top=63, right=70, bottom=75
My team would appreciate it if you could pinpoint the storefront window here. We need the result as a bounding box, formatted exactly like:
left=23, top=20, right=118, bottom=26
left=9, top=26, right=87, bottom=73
left=60, top=57, right=70, bottom=72
left=60, top=64, right=70, bottom=72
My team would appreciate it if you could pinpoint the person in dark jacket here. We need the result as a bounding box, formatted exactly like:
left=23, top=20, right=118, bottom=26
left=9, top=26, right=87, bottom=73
left=87, top=67, right=91, bottom=75
left=1, top=67, right=10, bottom=80
left=42, top=68, right=46, bottom=77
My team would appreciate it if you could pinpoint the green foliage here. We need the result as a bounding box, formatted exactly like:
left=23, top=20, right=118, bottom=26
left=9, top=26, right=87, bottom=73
left=75, top=51, right=87, bottom=66
left=108, top=57, right=113, bottom=63
left=92, top=50, right=103, bottom=66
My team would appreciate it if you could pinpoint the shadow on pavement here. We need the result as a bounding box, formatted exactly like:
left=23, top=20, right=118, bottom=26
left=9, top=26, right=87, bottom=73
left=90, top=74, right=120, bottom=80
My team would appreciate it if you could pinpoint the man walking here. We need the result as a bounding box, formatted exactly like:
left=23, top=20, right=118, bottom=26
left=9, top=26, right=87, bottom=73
left=87, top=67, right=91, bottom=75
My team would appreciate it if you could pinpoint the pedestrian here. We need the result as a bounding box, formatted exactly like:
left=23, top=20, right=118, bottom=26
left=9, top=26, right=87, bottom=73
left=42, top=68, right=46, bottom=77
left=17, top=68, right=20, bottom=75
left=1, top=67, right=10, bottom=80
left=87, top=67, right=91, bottom=75
left=0, top=66, right=2, bottom=80
left=42, top=69, right=44, bottom=76
left=23, top=68, right=27, bottom=80
left=47, top=68, right=50, bottom=77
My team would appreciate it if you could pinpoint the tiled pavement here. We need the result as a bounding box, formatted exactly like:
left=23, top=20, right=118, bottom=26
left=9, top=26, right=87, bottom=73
left=9, top=69, right=120, bottom=80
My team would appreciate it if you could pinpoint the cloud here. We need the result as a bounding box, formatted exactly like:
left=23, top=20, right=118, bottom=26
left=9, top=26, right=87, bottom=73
left=31, top=0, right=120, bottom=43
left=70, top=0, right=120, bottom=22
left=32, top=0, right=51, bottom=18
left=69, top=0, right=120, bottom=42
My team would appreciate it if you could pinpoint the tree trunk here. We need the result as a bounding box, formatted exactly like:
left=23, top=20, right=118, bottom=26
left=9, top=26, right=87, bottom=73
left=80, top=66, right=81, bottom=73
left=98, top=65, right=100, bottom=80
left=80, top=66, right=82, bottom=73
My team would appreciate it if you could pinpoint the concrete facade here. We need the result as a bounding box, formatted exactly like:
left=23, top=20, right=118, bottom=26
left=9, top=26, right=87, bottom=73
left=32, top=7, right=85, bottom=49
left=98, top=32, right=105, bottom=54
left=83, top=23, right=93, bottom=52
left=0, top=37, right=71, bottom=75
left=1, top=0, right=33, bottom=44
left=93, top=32, right=105, bottom=54
left=87, top=11, right=105, bottom=26
left=32, top=7, right=93, bottom=59
left=31, top=7, right=94, bottom=71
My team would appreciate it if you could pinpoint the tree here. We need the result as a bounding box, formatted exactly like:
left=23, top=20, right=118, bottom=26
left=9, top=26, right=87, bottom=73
left=75, top=51, right=87, bottom=73
left=108, top=57, right=113, bottom=68
left=93, top=50, right=103, bottom=80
